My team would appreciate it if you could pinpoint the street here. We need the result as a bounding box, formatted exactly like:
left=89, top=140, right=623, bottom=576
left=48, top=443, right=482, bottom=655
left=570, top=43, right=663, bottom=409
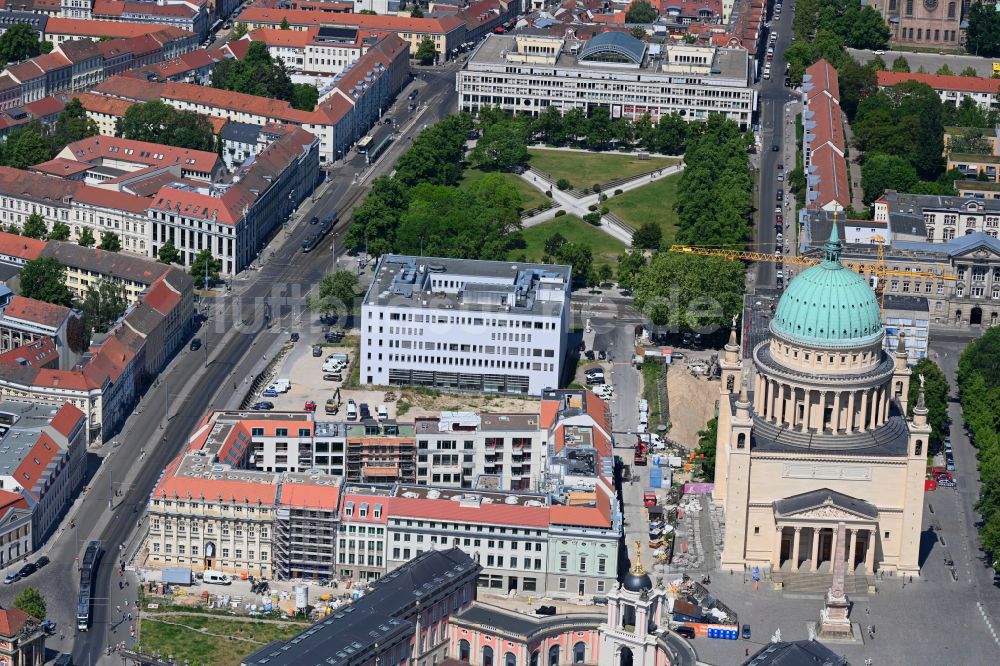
left=755, top=11, right=799, bottom=289
left=0, top=59, right=462, bottom=665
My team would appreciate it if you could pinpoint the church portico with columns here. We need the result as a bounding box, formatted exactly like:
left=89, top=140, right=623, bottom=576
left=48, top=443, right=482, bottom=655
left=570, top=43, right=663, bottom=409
left=714, top=228, right=931, bottom=580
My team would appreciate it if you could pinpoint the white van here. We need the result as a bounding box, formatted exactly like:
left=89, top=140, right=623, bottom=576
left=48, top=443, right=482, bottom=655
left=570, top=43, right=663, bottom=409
left=638, top=399, right=649, bottom=414
left=639, top=413, right=649, bottom=428
left=346, top=400, right=358, bottom=421
left=377, top=404, right=388, bottom=421
left=202, top=570, right=231, bottom=585
left=272, top=379, right=291, bottom=393
left=322, top=360, right=343, bottom=373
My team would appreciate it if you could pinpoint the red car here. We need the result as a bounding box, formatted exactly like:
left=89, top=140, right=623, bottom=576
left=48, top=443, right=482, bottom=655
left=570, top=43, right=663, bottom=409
left=304, top=401, right=317, bottom=412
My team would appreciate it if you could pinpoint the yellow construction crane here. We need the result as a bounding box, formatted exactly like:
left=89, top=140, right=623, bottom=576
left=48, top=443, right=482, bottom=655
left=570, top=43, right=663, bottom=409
left=669, top=236, right=955, bottom=311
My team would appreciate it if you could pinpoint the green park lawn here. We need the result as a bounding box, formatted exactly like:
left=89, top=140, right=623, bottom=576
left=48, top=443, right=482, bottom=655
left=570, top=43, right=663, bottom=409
left=516, top=215, right=626, bottom=270
left=138, top=615, right=306, bottom=666
left=527, top=148, right=678, bottom=189
left=459, top=167, right=550, bottom=212
left=605, top=172, right=682, bottom=246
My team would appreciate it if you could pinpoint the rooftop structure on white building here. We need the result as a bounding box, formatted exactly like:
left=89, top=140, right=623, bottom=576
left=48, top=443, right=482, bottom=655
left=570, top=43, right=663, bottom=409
left=457, top=31, right=753, bottom=129
left=361, top=255, right=571, bottom=395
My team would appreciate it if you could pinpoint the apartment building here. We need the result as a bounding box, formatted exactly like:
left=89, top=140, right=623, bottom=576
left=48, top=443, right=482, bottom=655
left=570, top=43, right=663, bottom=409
left=385, top=485, right=551, bottom=595
left=458, top=33, right=753, bottom=129
left=876, top=70, right=1000, bottom=111
left=41, top=17, right=196, bottom=46
left=88, top=0, right=210, bottom=41
left=245, top=26, right=384, bottom=76
left=873, top=190, right=1000, bottom=242
left=0, top=400, right=86, bottom=550
left=0, top=287, right=83, bottom=368
left=336, top=483, right=390, bottom=582
left=239, top=4, right=465, bottom=60
left=49, top=135, right=222, bottom=183
left=0, top=490, right=31, bottom=569
left=89, top=32, right=409, bottom=165
left=361, top=255, right=571, bottom=396
left=273, top=472, right=342, bottom=580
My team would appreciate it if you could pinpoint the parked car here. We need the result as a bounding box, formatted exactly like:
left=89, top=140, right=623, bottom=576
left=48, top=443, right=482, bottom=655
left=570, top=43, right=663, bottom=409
left=323, top=373, right=343, bottom=382
left=586, top=375, right=606, bottom=385
left=17, top=562, right=36, bottom=578
left=304, top=401, right=317, bottom=412
left=35, top=556, right=49, bottom=568
left=742, top=624, right=751, bottom=640
left=585, top=367, right=604, bottom=376
left=189, top=338, right=201, bottom=351
left=41, top=620, right=56, bottom=634
left=313, top=345, right=323, bottom=357
left=597, top=350, right=607, bottom=361
left=674, top=625, right=695, bottom=639
left=290, top=332, right=299, bottom=342
left=261, top=389, right=279, bottom=398
left=585, top=350, right=596, bottom=360
left=772, top=144, right=779, bottom=151
left=252, top=401, right=274, bottom=410
left=535, top=605, right=557, bottom=616
left=3, top=573, right=17, bottom=584
left=359, top=403, right=372, bottom=420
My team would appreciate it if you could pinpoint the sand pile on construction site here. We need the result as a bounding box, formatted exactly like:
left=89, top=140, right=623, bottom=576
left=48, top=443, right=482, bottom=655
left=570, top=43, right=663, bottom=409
left=667, top=369, right=718, bottom=449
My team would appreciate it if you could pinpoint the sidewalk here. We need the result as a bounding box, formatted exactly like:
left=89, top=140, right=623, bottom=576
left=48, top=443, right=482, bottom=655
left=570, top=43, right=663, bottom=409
left=517, top=164, right=686, bottom=245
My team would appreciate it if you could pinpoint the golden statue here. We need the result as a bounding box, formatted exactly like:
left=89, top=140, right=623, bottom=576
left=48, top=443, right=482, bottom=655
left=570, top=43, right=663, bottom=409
left=631, top=539, right=646, bottom=575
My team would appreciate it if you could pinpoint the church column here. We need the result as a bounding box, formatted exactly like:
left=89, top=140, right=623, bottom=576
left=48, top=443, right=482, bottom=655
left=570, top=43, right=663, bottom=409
left=830, top=527, right=840, bottom=572
left=846, top=390, right=856, bottom=432
left=833, top=391, right=843, bottom=432
left=754, top=375, right=764, bottom=414
left=859, top=389, right=870, bottom=432
left=865, top=529, right=877, bottom=574
left=784, top=385, right=794, bottom=427
left=819, top=391, right=829, bottom=431
left=809, top=527, right=820, bottom=572
left=792, top=527, right=802, bottom=572
left=883, top=385, right=892, bottom=422
left=803, top=388, right=812, bottom=431
left=772, top=526, right=782, bottom=570
left=848, top=528, right=858, bottom=574
left=871, top=387, right=882, bottom=429
left=771, top=379, right=781, bottom=422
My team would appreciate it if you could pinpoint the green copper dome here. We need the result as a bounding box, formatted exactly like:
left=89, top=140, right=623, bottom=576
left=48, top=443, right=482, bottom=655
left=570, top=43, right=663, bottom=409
left=771, top=227, right=883, bottom=348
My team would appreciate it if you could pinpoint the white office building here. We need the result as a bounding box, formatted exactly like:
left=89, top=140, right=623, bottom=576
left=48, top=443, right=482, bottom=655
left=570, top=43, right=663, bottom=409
left=361, top=256, right=571, bottom=395
left=457, top=32, right=754, bottom=129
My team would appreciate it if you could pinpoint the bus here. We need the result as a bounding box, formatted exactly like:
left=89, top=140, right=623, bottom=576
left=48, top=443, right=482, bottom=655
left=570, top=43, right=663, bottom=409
left=357, top=126, right=393, bottom=164
left=77, top=540, right=103, bottom=631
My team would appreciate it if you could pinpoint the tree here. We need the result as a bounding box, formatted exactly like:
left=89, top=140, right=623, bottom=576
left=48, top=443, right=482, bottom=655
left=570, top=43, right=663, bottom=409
left=633, top=252, right=744, bottom=333
left=869, top=55, right=886, bottom=71
left=596, top=263, right=613, bottom=286
left=847, top=6, right=891, bottom=50
left=906, top=358, right=950, bottom=453
left=936, top=63, right=955, bottom=76
left=51, top=97, right=98, bottom=149
left=157, top=240, right=181, bottom=264
left=861, top=153, right=919, bottom=205
left=632, top=221, right=662, bottom=250
left=21, top=213, right=47, bottom=240
left=279, top=18, right=290, bottom=30
left=47, top=222, right=70, bottom=241
left=12, top=588, right=45, bottom=620
left=311, top=271, right=359, bottom=311
left=410, top=5, right=424, bottom=17
left=0, top=23, right=44, bottom=67
left=77, top=227, right=95, bottom=247
left=231, top=23, right=248, bottom=40
left=82, top=278, right=128, bottom=338
left=961, top=66, right=980, bottom=77
left=694, top=416, right=718, bottom=480
left=616, top=250, right=646, bottom=291
left=630, top=27, right=647, bottom=40
left=19, top=257, right=72, bottom=307
left=967, top=1, right=1000, bottom=58
left=584, top=107, right=614, bottom=150
left=291, top=84, right=318, bottom=111
left=99, top=232, right=121, bottom=252
left=949, top=128, right=992, bottom=155
left=554, top=242, right=593, bottom=288
left=544, top=232, right=566, bottom=257
left=837, top=57, right=877, bottom=119
left=190, top=249, right=222, bottom=285
left=0, top=123, right=52, bottom=169
left=890, top=55, right=910, bottom=73
left=470, top=118, right=528, bottom=171
left=625, top=0, right=657, bottom=23
left=118, top=100, right=215, bottom=151
left=415, top=37, right=436, bottom=66
left=211, top=41, right=295, bottom=105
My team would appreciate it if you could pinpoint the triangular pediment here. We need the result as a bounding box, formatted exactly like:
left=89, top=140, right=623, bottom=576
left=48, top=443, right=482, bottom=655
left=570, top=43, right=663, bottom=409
left=773, top=488, right=878, bottom=521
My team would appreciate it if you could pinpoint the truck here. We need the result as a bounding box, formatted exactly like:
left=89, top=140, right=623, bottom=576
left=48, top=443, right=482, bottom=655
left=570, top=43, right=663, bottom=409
left=643, top=491, right=658, bottom=508
left=634, top=441, right=648, bottom=466
left=325, top=390, right=341, bottom=415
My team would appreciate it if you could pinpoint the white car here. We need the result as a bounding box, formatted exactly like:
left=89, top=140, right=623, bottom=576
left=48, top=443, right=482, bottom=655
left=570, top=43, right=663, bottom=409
left=874, top=50, right=885, bottom=55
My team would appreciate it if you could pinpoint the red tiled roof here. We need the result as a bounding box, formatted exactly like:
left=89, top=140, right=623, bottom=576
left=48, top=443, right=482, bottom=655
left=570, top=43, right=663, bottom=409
left=808, top=143, right=850, bottom=211
left=2, top=295, right=71, bottom=329
left=49, top=402, right=85, bottom=439
left=0, top=231, right=45, bottom=261
left=75, top=91, right=136, bottom=117
left=33, top=368, right=97, bottom=391
left=156, top=475, right=279, bottom=505
left=14, top=433, right=60, bottom=501
left=340, top=492, right=388, bottom=522
left=876, top=70, right=1000, bottom=94
left=45, top=18, right=192, bottom=39
left=240, top=6, right=465, bottom=33
left=808, top=93, right=845, bottom=154
left=73, top=185, right=152, bottom=214
left=389, top=495, right=550, bottom=527
left=805, top=59, right=840, bottom=102
left=280, top=482, right=340, bottom=510
left=143, top=274, right=181, bottom=315
left=0, top=606, right=35, bottom=636
left=247, top=28, right=313, bottom=48
left=0, top=489, right=28, bottom=516
left=0, top=337, right=58, bottom=369
left=93, top=0, right=197, bottom=18
left=60, top=135, right=220, bottom=175
left=31, top=157, right=93, bottom=177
